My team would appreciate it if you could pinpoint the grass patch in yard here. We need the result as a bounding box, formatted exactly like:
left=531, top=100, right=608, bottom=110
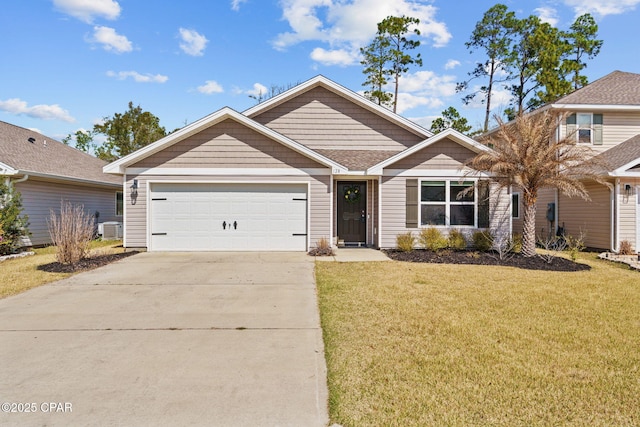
left=0, top=240, right=125, bottom=299
left=316, top=253, right=640, bottom=426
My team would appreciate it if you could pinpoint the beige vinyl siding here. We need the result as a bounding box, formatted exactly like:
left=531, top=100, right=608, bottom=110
left=133, top=119, right=321, bottom=169
left=252, top=86, right=425, bottom=151
left=389, top=138, right=477, bottom=170
left=561, top=111, right=640, bottom=153
left=534, top=188, right=557, bottom=241
left=618, top=179, right=639, bottom=250
left=123, top=174, right=330, bottom=250
left=380, top=175, right=407, bottom=248
left=489, top=183, right=511, bottom=241
left=557, top=182, right=612, bottom=250
left=15, top=178, right=119, bottom=246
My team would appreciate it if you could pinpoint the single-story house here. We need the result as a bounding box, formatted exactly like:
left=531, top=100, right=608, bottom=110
left=104, top=76, right=511, bottom=252
left=0, top=121, right=122, bottom=246
left=510, top=71, right=640, bottom=252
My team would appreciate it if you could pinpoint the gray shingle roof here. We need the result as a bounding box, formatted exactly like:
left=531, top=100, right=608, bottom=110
left=595, top=133, right=640, bottom=172
left=0, top=121, right=120, bottom=186
left=554, top=71, right=640, bottom=105
left=314, top=149, right=401, bottom=170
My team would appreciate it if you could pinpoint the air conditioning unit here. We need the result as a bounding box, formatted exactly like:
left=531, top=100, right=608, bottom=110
left=98, top=221, right=123, bottom=240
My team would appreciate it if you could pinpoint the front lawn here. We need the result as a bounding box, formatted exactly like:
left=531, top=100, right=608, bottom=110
left=316, top=253, right=640, bottom=426
left=0, top=240, right=126, bottom=299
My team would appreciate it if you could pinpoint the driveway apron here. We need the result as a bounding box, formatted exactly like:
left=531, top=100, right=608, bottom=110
left=0, top=252, right=328, bottom=426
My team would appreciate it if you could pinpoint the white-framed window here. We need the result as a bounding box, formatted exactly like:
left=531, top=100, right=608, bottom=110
left=577, top=113, right=593, bottom=144
left=116, top=191, right=123, bottom=216
left=512, top=192, right=520, bottom=219
left=419, top=180, right=475, bottom=227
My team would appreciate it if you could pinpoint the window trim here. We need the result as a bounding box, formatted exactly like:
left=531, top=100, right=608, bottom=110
left=116, top=191, right=123, bottom=217
left=511, top=192, right=520, bottom=219
left=418, top=179, right=477, bottom=228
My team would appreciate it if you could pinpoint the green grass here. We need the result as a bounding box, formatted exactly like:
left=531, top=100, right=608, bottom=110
left=316, top=253, right=640, bottom=426
left=0, top=240, right=124, bottom=299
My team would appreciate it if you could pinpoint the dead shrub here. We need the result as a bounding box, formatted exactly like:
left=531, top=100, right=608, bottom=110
left=396, top=232, right=415, bottom=252
left=309, top=237, right=335, bottom=256
left=48, top=201, right=95, bottom=265
left=619, top=240, right=634, bottom=255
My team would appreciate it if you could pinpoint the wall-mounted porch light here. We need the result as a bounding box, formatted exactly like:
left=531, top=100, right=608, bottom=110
left=624, top=184, right=632, bottom=197
left=131, top=179, right=138, bottom=197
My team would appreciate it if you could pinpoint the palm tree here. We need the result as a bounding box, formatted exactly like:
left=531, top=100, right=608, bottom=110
left=468, top=110, right=608, bottom=257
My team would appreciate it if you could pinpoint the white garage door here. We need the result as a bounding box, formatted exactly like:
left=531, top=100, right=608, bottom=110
left=149, top=183, right=308, bottom=251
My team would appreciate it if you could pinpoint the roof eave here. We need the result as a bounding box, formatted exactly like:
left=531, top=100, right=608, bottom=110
left=551, top=104, right=640, bottom=111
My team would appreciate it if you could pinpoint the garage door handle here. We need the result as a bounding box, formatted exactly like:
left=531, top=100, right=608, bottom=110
left=222, top=221, right=226, bottom=230
left=233, top=221, right=237, bottom=230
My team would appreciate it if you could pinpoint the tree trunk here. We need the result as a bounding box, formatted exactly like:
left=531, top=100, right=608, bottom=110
left=521, top=200, right=537, bottom=257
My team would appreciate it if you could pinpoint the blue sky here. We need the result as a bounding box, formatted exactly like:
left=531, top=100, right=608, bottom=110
left=1, top=0, right=639, bottom=144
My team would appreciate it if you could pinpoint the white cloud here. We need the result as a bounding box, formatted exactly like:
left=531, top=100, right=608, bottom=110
left=178, top=28, right=208, bottom=56
left=399, top=71, right=457, bottom=98
left=0, top=98, right=75, bottom=122
left=231, top=0, right=248, bottom=11
left=562, top=0, right=640, bottom=16
left=91, top=26, right=132, bottom=53
left=53, top=0, right=121, bottom=23
left=273, top=0, right=451, bottom=57
left=106, top=71, right=168, bottom=83
left=310, top=47, right=358, bottom=66
left=444, top=59, right=460, bottom=70
left=395, top=92, right=443, bottom=114
left=233, top=83, right=269, bottom=98
left=197, top=80, right=224, bottom=94
left=535, top=6, right=559, bottom=26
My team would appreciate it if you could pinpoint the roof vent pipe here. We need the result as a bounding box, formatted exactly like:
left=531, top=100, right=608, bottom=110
left=28, top=137, right=36, bottom=143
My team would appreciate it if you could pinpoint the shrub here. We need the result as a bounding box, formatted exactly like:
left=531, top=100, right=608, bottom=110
left=619, top=240, right=634, bottom=255
left=472, top=230, right=493, bottom=252
left=419, top=227, right=447, bottom=252
left=510, top=233, right=523, bottom=254
left=308, top=237, right=334, bottom=256
left=48, top=201, right=95, bottom=264
left=447, top=229, right=467, bottom=250
left=565, top=231, right=586, bottom=261
left=396, top=232, right=415, bottom=252
left=0, top=181, right=29, bottom=255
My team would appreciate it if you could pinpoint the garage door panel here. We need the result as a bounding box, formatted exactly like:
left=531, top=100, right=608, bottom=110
left=150, top=183, right=307, bottom=251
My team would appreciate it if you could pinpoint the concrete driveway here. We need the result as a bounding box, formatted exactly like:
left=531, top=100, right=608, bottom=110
left=0, top=252, right=328, bottom=426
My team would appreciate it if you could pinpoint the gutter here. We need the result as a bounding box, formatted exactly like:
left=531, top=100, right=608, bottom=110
left=12, top=174, right=29, bottom=185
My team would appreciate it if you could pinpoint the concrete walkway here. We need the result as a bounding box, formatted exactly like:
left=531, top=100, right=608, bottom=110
left=0, top=252, right=328, bottom=427
left=314, top=248, right=391, bottom=262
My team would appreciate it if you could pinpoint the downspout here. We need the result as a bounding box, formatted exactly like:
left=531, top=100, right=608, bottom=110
left=12, top=174, right=29, bottom=185
left=612, top=179, right=619, bottom=252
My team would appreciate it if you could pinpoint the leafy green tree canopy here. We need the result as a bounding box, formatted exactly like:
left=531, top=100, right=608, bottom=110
left=0, top=181, right=29, bottom=255
left=430, top=107, right=473, bottom=135
left=93, top=102, right=167, bottom=162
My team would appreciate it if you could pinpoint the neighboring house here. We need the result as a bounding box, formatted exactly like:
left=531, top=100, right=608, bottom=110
left=0, top=121, right=122, bottom=246
left=510, top=71, right=640, bottom=252
left=104, top=76, right=510, bottom=252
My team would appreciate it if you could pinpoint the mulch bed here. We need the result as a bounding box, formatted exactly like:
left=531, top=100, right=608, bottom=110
left=38, top=251, right=139, bottom=273
left=383, top=249, right=591, bottom=272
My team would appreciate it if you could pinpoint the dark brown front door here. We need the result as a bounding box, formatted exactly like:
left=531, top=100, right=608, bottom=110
left=337, top=182, right=367, bottom=244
